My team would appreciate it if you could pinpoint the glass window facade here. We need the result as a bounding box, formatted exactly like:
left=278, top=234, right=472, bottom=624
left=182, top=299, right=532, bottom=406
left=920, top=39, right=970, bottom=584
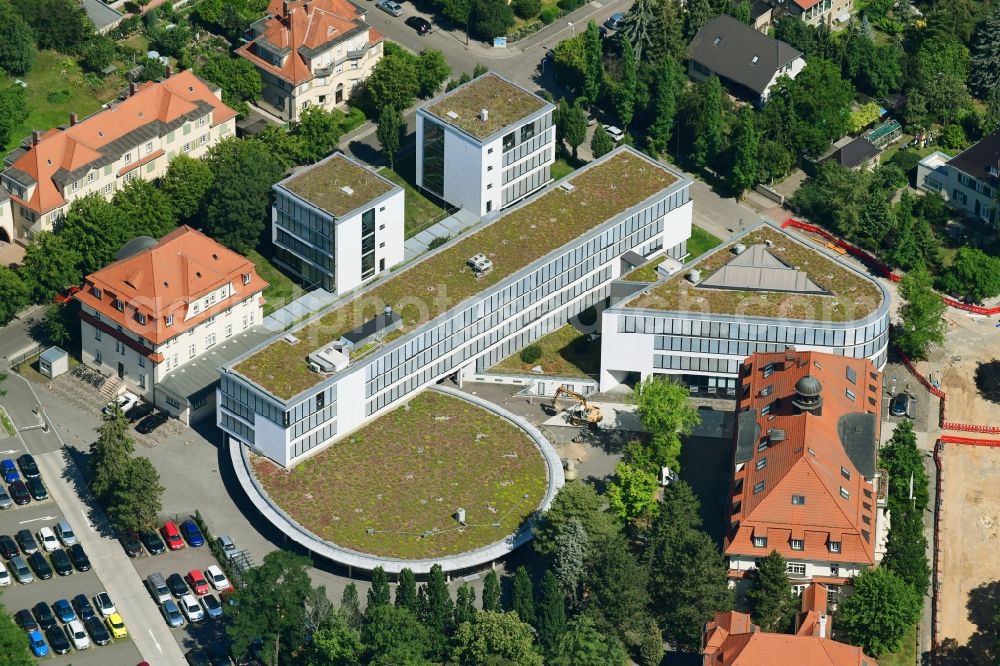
left=422, top=119, right=446, bottom=197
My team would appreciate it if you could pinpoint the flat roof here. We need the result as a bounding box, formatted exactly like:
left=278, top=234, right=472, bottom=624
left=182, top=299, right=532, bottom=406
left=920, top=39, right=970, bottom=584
left=232, top=148, right=681, bottom=400
left=423, top=73, right=550, bottom=141
left=279, top=152, right=398, bottom=219
left=627, top=224, right=884, bottom=322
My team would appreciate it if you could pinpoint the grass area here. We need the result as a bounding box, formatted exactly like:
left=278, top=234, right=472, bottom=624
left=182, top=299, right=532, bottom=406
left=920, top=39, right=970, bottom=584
left=236, top=151, right=677, bottom=400
left=284, top=154, right=394, bottom=219
left=624, top=260, right=663, bottom=282
left=119, top=34, right=150, bottom=54
left=2, top=50, right=122, bottom=152
left=378, top=155, right=447, bottom=239
left=247, top=248, right=300, bottom=316
left=491, top=324, right=599, bottom=377
left=878, top=624, right=917, bottom=666
left=551, top=157, right=577, bottom=181
left=426, top=74, right=547, bottom=140
left=0, top=408, right=15, bottom=437
left=630, top=225, right=884, bottom=322
left=251, top=390, right=548, bottom=559
left=687, top=226, right=723, bottom=259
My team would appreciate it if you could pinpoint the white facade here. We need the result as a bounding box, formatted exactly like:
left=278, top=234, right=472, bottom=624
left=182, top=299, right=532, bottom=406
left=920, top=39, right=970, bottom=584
left=917, top=150, right=998, bottom=225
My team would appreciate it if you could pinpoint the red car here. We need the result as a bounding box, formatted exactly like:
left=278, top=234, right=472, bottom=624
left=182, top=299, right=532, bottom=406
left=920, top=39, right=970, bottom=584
left=185, top=569, right=209, bottom=596
left=161, top=521, right=184, bottom=551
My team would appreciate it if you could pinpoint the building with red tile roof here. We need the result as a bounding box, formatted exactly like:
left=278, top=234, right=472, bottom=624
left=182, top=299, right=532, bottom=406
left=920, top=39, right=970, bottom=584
left=237, top=0, right=384, bottom=122
left=702, top=584, right=878, bottom=666
left=0, top=70, right=236, bottom=244
left=726, top=349, right=888, bottom=602
left=74, top=226, right=267, bottom=423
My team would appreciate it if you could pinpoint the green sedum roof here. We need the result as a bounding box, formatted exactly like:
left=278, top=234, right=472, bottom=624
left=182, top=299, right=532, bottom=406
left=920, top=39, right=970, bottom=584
left=423, top=73, right=550, bottom=141
left=280, top=153, right=397, bottom=219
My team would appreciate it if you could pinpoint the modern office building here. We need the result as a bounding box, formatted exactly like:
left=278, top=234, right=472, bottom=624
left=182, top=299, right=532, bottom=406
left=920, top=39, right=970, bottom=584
left=271, top=152, right=404, bottom=294
left=415, top=73, right=556, bottom=217
left=600, top=223, right=890, bottom=395
left=0, top=70, right=236, bottom=244
left=724, top=350, right=886, bottom=603
left=75, top=227, right=267, bottom=422
left=237, top=0, right=384, bottom=122
left=219, top=147, right=693, bottom=467
left=916, top=128, right=999, bottom=226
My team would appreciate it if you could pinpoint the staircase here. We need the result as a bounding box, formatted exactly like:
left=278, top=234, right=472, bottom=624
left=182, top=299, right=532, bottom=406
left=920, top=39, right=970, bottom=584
left=99, top=375, right=124, bottom=400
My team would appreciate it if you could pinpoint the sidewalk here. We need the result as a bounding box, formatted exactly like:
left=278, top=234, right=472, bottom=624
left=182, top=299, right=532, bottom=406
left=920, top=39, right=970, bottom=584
left=403, top=208, right=481, bottom=262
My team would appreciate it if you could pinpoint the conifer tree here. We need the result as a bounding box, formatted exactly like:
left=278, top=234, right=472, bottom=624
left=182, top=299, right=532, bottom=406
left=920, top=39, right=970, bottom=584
left=511, top=567, right=536, bottom=625
left=483, top=570, right=501, bottom=612
left=395, top=568, right=418, bottom=612
left=367, top=567, right=391, bottom=611
left=536, top=570, right=566, bottom=657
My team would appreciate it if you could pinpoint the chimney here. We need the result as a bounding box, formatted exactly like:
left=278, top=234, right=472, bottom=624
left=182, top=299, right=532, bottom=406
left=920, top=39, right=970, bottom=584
left=129, top=82, right=137, bottom=97
left=31, top=130, right=40, bottom=146
left=69, top=112, right=78, bottom=126
left=165, top=64, right=173, bottom=78
left=479, top=108, right=489, bottom=122
left=818, top=614, right=828, bottom=639
left=282, top=0, right=289, bottom=14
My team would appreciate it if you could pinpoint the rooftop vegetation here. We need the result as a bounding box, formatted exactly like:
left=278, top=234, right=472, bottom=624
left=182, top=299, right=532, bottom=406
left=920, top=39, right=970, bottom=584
left=281, top=154, right=396, bottom=219
left=425, top=73, right=548, bottom=140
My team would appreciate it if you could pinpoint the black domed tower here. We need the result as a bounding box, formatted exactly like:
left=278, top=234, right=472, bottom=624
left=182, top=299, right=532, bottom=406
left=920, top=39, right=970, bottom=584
left=792, top=375, right=823, bottom=414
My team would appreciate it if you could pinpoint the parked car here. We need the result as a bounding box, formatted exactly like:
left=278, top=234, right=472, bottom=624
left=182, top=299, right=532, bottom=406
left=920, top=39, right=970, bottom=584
left=162, top=521, right=185, bottom=551
left=890, top=392, right=911, bottom=417
left=45, top=625, right=71, bottom=655
left=9, top=480, right=30, bottom=505
left=38, top=526, right=59, bottom=552
left=72, top=594, right=97, bottom=622
left=161, top=600, right=184, bottom=628
left=121, top=532, right=144, bottom=558
left=28, top=552, right=52, bottom=580
left=50, top=548, right=73, bottom=576
left=103, top=392, right=139, bottom=416
left=146, top=572, right=171, bottom=605
left=217, top=534, right=237, bottom=560
left=1, top=459, right=19, bottom=483
left=168, top=572, right=189, bottom=597
left=181, top=519, right=205, bottom=547
left=603, top=11, right=624, bottom=30
left=88, top=619, right=115, bottom=648
left=602, top=124, right=625, bottom=142
left=187, top=569, right=209, bottom=595
left=33, top=602, right=57, bottom=630
left=201, top=593, right=223, bottom=619
left=27, top=477, right=47, bottom=501
left=180, top=594, right=205, bottom=622
left=17, top=453, right=39, bottom=479
left=66, top=619, right=90, bottom=650
left=405, top=15, right=432, bottom=34
left=69, top=543, right=90, bottom=571
left=205, top=565, right=230, bottom=591
left=94, top=592, right=116, bottom=617
left=0, top=560, right=9, bottom=586
left=125, top=401, right=154, bottom=423
left=105, top=612, right=128, bottom=639
left=55, top=520, right=77, bottom=546
left=136, top=411, right=169, bottom=434
left=84, top=615, right=112, bottom=646
left=53, top=598, right=76, bottom=623
left=27, top=628, right=48, bottom=657
left=376, top=0, right=403, bottom=15
left=0, top=534, right=17, bottom=559
left=16, top=529, right=38, bottom=554
left=0, top=487, right=12, bottom=510
left=140, top=529, right=166, bottom=555
left=15, top=608, right=38, bottom=631
left=10, top=556, right=32, bottom=584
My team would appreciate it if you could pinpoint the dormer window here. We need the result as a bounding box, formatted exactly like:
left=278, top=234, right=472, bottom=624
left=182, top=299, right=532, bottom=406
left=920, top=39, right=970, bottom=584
left=114, top=299, right=124, bottom=312
left=829, top=541, right=841, bottom=553
left=136, top=312, right=147, bottom=325
left=790, top=539, right=804, bottom=551
left=243, top=273, right=251, bottom=285
left=165, top=314, right=174, bottom=327
left=752, top=536, right=767, bottom=548
left=91, top=286, right=102, bottom=299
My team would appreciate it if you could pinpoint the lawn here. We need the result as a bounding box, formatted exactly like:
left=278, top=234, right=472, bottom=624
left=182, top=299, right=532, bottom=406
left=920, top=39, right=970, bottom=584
left=378, top=155, right=448, bottom=239
left=878, top=624, right=917, bottom=666
left=247, top=248, right=300, bottom=315
left=491, top=324, right=599, bottom=378
left=0, top=408, right=15, bottom=437
left=622, top=226, right=723, bottom=282
left=550, top=157, right=577, bottom=182
left=2, top=50, right=123, bottom=152
left=251, top=390, right=549, bottom=559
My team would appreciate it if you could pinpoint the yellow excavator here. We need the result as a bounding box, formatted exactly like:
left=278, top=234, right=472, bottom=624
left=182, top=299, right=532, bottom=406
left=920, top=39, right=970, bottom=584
left=550, top=387, right=604, bottom=427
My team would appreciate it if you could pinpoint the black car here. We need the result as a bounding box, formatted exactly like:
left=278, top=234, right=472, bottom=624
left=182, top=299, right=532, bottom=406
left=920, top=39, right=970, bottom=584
left=45, top=625, right=71, bottom=655
left=17, top=454, right=39, bottom=479
left=28, top=551, right=53, bottom=579
left=15, top=529, right=38, bottom=555
left=890, top=392, right=911, bottom=417
left=51, top=548, right=73, bottom=576
left=9, top=479, right=30, bottom=505
left=167, top=572, right=189, bottom=597
left=136, top=411, right=169, bottom=434
left=69, top=543, right=91, bottom=571
left=125, top=401, right=155, bottom=423
left=15, top=608, right=38, bottom=632
left=72, top=594, right=97, bottom=622
left=33, top=602, right=57, bottom=630
left=84, top=614, right=112, bottom=646
left=0, top=534, right=18, bottom=559
left=405, top=15, right=432, bottom=34
left=140, top=529, right=166, bottom=555
left=27, top=477, right=47, bottom=501
left=121, top=532, right=143, bottom=557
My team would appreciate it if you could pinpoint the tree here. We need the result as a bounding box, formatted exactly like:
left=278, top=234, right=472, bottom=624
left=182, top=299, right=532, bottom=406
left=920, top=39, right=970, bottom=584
left=535, top=570, right=564, bottom=656
left=368, top=566, right=391, bottom=610
left=149, top=21, right=191, bottom=58
left=583, top=21, right=603, bottom=104
left=197, top=54, right=263, bottom=117
left=841, top=28, right=902, bottom=98
left=985, top=85, right=1000, bottom=133
left=454, top=584, right=476, bottom=626
left=376, top=106, right=404, bottom=169
left=511, top=567, right=535, bottom=625
left=857, top=192, right=893, bottom=253
left=0, top=84, right=29, bottom=151
left=882, top=506, right=931, bottom=597
left=341, top=583, right=363, bottom=630
left=744, top=550, right=797, bottom=632
left=105, top=456, right=163, bottom=533
left=631, top=375, right=700, bottom=475
left=79, top=35, right=116, bottom=73
left=423, top=563, right=453, bottom=659
left=612, top=36, right=637, bottom=129
left=20, top=232, right=81, bottom=304
left=438, top=0, right=472, bottom=30
left=896, top=265, right=946, bottom=361
left=362, top=605, right=432, bottom=665
left=774, top=58, right=854, bottom=158
left=533, top=481, right=620, bottom=559
left=937, top=247, right=1000, bottom=303
left=482, top=570, right=501, bottom=612
left=688, top=75, right=726, bottom=167
left=295, top=107, right=344, bottom=164
left=838, top=567, right=921, bottom=657
left=729, top=105, right=759, bottom=197
left=563, top=101, right=587, bottom=159
left=469, top=0, right=515, bottom=42
left=89, top=407, right=134, bottom=502
left=255, top=124, right=306, bottom=169
left=416, top=49, right=451, bottom=98
left=307, top=612, right=363, bottom=666
left=683, top=0, right=713, bottom=40
left=304, top=586, right=334, bottom=640
left=12, top=0, right=94, bottom=52
left=160, top=154, right=215, bottom=223
left=113, top=178, right=177, bottom=239
left=550, top=615, right=629, bottom=666
left=0, top=600, right=33, bottom=666
left=396, top=568, right=418, bottom=612
left=591, top=124, right=613, bottom=158
left=620, top=0, right=657, bottom=63
left=512, top=0, right=540, bottom=19
left=365, top=50, right=420, bottom=111
left=606, top=462, right=659, bottom=522
left=0, top=267, right=29, bottom=326
left=647, top=59, right=681, bottom=156
left=204, top=138, right=285, bottom=253
left=227, top=551, right=315, bottom=664
left=451, top=611, right=543, bottom=666
left=0, top=0, right=35, bottom=76
left=553, top=35, right=588, bottom=93
left=585, top=531, right=655, bottom=647
left=848, top=102, right=882, bottom=135
left=552, top=517, right=587, bottom=605
left=879, top=420, right=929, bottom=511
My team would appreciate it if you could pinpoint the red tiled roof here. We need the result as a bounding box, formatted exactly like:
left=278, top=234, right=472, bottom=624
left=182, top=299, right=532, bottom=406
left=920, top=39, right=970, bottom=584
left=73, top=226, right=267, bottom=346
left=726, top=351, right=882, bottom=567
left=791, top=0, right=821, bottom=9
left=7, top=71, right=236, bottom=215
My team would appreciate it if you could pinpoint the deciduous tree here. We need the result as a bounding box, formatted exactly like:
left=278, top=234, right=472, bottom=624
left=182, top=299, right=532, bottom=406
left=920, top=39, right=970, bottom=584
left=295, top=107, right=344, bottom=164
left=106, top=456, right=163, bottom=534
left=563, top=101, right=587, bottom=159
left=688, top=75, right=726, bottom=167
left=113, top=178, right=177, bottom=239
left=838, top=567, right=921, bottom=657
left=683, top=0, right=713, bottom=40
left=469, top=0, right=515, bottom=41
left=160, top=154, right=215, bottom=223
left=0, top=0, right=35, bottom=76
left=416, top=49, right=451, bottom=98
left=341, top=583, right=363, bottom=629
left=0, top=600, right=33, bottom=666
left=585, top=531, right=655, bottom=647
left=0, top=84, right=29, bottom=151
left=612, top=35, right=637, bottom=129
left=306, top=611, right=363, bottom=666
left=583, top=21, right=603, bottom=104
left=450, top=611, right=543, bottom=666
left=0, top=267, right=28, bottom=326
left=937, top=247, right=1000, bottom=303
left=12, top=0, right=94, bottom=52
left=368, top=566, right=391, bottom=611
left=197, top=54, right=264, bottom=117
left=647, top=59, right=681, bottom=156
left=606, top=462, right=659, bottom=522
left=365, top=49, right=420, bottom=111
left=896, top=265, right=946, bottom=361
left=533, top=481, right=620, bottom=559
left=20, top=232, right=81, bottom=304
left=396, top=568, right=418, bottom=612
left=591, top=123, right=613, bottom=158
left=361, top=604, right=432, bottom=665
left=454, top=583, right=476, bottom=626
left=550, top=615, right=628, bottom=666
left=882, top=506, right=931, bottom=597
left=745, top=550, right=797, bottom=632
left=632, top=375, right=700, bottom=474
left=422, top=563, right=454, bottom=659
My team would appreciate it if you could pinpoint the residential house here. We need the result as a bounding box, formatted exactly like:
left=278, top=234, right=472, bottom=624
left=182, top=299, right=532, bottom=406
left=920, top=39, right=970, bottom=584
left=688, top=15, right=805, bottom=104
left=237, top=0, right=384, bottom=122
left=0, top=69, right=237, bottom=244
left=916, top=128, right=999, bottom=227
left=725, top=350, right=888, bottom=604
left=823, top=137, right=882, bottom=172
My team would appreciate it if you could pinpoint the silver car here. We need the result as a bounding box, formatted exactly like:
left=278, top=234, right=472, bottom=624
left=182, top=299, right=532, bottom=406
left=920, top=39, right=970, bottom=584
left=162, top=599, right=184, bottom=627
left=10, top=555, right=32, bottom=584
left=376, top=0, right=403, bottom=16
left=0, top=487, right=11, bottom=510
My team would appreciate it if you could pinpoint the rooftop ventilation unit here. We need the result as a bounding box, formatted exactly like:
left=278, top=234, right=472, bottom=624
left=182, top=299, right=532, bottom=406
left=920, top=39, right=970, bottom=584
left=733, top=243, right=747, bottom=255
left=307, top=344, right=349, bottom=373
left=479, top=108, right=489, bottom=121
left=341, top=185, right=354, bottom=195
left=467, top=253, right=493, bottom=277
left=446, top=110, right=459, bottom=119
left=283, top=333, right=299, bottom=344
left=687, top=269, right=701, bottom=284
left=560, top=182, right=575, bottom=192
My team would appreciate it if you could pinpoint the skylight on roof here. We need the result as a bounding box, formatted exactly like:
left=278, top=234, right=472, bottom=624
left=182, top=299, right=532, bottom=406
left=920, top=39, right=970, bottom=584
left=712, top=36, right=721, bottom=45
left=446, top=111, right=459, bottom=119
left=751, top=55, right=759, bottom=64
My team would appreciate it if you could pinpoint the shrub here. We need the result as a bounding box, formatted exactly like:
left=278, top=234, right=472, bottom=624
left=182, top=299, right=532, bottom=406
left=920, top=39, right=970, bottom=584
left=428, top=235, right=450, bottom=250
left=520, top=345, right=542, bottom=364
left=342, top=106, right=366, bottom=133
left=46, top=89, right=71, bottom=103
left=539, top=6, right=558, bottom=23
left=512, top=0, right=541, bottom=19
left=557, top=0, right=583, bottom=11
left=940, top=123, right=967, bottom=150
